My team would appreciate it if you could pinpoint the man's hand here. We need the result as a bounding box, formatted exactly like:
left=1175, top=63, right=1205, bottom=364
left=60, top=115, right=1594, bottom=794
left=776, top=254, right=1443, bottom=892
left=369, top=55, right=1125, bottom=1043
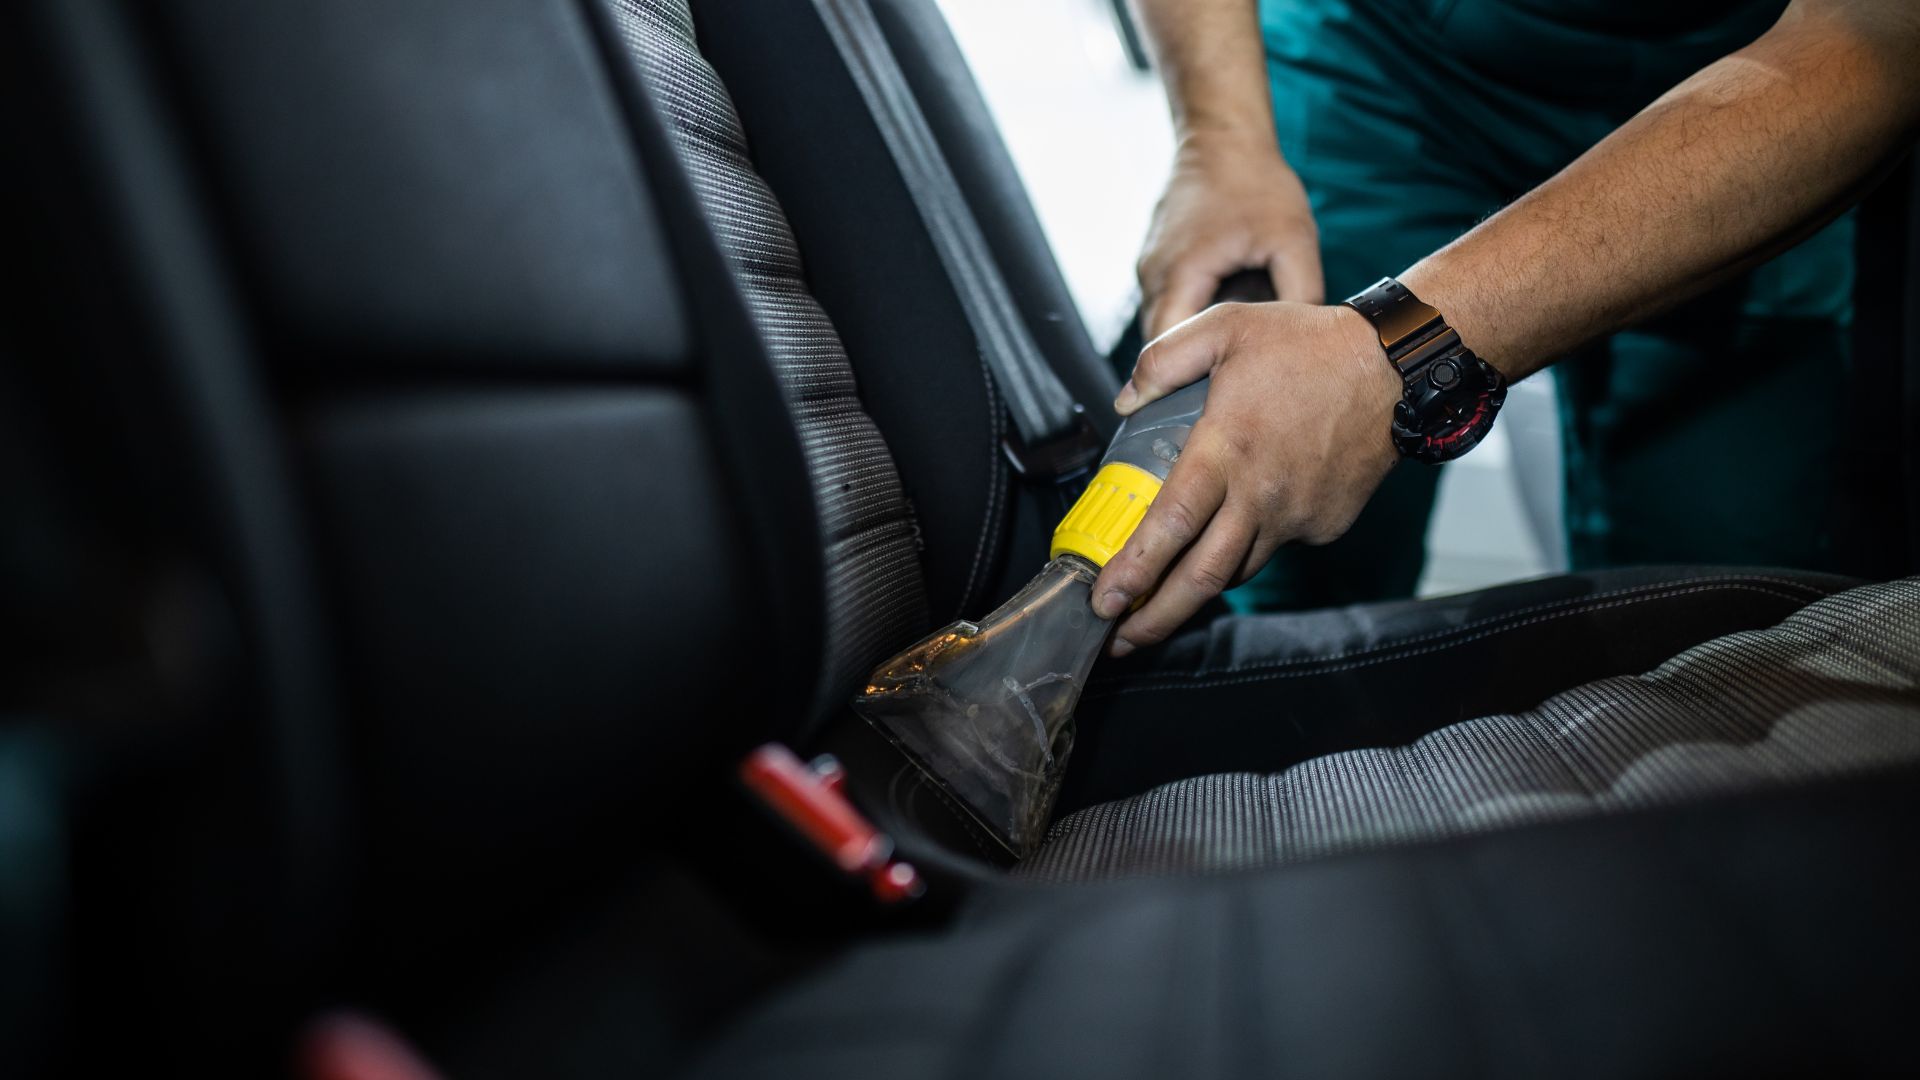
left=1138, top=132, right=1324, bottom=340
left=1094, top=302, right=1401, bottom=655
left=1127, top=0, right=1320, bottom=338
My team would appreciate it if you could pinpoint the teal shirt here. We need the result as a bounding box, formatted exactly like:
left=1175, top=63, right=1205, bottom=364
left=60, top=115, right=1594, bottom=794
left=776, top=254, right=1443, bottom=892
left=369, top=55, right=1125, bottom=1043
left=1257, top=0, right=1851, bottom=321
left=1397, top=0, right=1780, bottom=113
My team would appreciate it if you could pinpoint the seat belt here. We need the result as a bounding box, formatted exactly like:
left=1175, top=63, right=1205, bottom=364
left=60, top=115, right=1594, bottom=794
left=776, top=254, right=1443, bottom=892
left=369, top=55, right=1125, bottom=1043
left=809, top=0, right=1101, bottom=482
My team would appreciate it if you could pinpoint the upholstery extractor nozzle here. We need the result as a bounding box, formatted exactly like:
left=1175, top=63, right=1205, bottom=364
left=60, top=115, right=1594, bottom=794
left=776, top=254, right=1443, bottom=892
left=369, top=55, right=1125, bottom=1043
left=851, top=379, right=1209, bottom=857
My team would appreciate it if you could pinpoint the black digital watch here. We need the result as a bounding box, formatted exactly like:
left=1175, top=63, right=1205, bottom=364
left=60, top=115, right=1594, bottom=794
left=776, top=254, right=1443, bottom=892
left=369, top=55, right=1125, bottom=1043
left=1342, top=278, right=1507, bottom=464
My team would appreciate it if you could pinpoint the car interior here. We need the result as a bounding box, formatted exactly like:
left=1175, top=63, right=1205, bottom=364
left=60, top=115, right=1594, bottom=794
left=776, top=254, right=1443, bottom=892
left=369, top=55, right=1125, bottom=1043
left=5, top=0, right=1920, bottom=1076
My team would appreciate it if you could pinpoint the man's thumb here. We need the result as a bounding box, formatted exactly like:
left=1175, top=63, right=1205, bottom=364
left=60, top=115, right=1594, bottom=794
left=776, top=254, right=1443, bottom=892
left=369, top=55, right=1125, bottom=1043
left=1120, top=312, right=1225, bottom=415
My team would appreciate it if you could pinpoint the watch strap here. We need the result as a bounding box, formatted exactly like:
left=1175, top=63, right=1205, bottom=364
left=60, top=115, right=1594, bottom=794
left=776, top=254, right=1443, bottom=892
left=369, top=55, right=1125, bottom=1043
left=1343, top=277, right=1451, bottom=370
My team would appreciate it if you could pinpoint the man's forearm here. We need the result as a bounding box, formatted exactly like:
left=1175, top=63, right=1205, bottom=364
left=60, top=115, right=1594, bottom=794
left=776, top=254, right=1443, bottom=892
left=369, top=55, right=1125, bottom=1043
left=1401, top=0, right=1920, bottom=380
left=1130, top=0, right=1273, bottom=146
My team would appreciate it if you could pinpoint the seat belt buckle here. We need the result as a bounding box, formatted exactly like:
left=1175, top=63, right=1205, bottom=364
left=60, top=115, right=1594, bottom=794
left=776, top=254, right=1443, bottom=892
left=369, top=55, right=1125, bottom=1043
left=738, top=743, right=924, bottom=904
left=1002, top=405, right=1103, bottom=485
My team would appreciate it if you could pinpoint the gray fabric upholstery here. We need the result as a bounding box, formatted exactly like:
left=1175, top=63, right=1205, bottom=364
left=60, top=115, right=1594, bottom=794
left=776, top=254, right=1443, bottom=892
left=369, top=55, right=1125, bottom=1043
left=610, top=0, right=929, bottom=711
left=1025, top=576, right=1920, bottom=881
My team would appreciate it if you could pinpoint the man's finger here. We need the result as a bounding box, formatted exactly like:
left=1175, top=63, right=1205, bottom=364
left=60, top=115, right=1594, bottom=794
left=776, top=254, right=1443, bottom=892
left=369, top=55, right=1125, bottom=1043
left=1142, top=265, right=1220, bottom=341
left=1268, top=243, right=1325, bottom=306
left=1117, top=309, right=1229, bottom=415
left=1091, top=446, right=1228, bottom=619
left=1110, top=504, right=1258, bottom=656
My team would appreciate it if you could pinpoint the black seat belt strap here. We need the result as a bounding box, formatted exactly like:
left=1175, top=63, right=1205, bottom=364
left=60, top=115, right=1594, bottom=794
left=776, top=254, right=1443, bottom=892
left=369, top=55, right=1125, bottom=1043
left=809, top=0, right=1100, bottom=480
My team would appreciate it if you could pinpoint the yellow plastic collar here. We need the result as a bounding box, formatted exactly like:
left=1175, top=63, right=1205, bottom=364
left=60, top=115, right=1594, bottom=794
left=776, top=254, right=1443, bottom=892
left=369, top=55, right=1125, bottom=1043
left=1050, top=461, right=1163, bottom=567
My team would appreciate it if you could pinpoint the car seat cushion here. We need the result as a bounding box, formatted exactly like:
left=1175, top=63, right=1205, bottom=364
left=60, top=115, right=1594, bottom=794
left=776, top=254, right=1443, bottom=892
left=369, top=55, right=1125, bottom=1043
left=1025, top=574, right=1920, bottom=881
left=1055, top=565, right=1857, bottom=812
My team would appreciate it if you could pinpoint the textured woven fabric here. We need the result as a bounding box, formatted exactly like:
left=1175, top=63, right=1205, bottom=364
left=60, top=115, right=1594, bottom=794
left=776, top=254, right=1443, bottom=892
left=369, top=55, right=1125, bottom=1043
left=1024, top=576, right=1920, bottom=881
left=610, top=0, right=928, bottom=708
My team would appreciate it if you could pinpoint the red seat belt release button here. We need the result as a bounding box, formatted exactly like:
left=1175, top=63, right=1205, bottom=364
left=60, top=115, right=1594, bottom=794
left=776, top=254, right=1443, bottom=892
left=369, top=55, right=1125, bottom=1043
left=739, top=744, right=924, bottom=904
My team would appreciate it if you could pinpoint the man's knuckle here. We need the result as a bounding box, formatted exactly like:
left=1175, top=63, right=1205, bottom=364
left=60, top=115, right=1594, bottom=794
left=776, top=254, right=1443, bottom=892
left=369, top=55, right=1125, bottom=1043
left=1221, top=424, right=1261, bottom=458
left=1187, top=558, right=1235, bottom=595
left=1108, top=559, right=1150, bottom=597
left=1248, top=476, right=1289, bottom=513
left=1156, top=499, right=1202, bottom=540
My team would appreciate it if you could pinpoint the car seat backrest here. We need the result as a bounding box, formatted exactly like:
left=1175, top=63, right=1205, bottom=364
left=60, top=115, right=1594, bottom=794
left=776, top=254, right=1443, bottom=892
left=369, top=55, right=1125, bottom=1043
left=7, top=0, right=830, bottom=1062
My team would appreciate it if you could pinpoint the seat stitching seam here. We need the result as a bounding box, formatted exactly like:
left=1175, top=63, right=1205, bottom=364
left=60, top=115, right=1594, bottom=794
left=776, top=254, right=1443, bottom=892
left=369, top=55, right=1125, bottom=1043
left=1198, top=574, right=1831, bottom=674
left=1098, top=577, right=1827, bottom=683
left=1096, top=583, right=1817, bottom=695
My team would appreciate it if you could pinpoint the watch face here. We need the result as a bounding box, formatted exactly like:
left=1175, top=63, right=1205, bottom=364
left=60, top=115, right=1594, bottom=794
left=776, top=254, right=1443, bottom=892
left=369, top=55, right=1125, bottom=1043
left=1393, top=353, right=1507, bottom=464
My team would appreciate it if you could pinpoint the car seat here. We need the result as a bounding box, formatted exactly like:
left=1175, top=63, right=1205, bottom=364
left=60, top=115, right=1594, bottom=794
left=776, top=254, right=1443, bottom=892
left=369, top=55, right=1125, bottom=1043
left=5, top=0, right=1920, bottom=1075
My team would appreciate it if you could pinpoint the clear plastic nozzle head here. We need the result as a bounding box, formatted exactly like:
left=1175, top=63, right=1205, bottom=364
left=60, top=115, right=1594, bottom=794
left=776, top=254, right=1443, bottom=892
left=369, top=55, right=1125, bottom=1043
left=851, top=555, right=1111, bottom=856
left=853, top=379, right=1212, bottom=857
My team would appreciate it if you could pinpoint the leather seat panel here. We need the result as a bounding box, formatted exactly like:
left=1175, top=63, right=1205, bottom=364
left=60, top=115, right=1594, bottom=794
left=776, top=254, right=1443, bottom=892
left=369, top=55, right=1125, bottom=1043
left=150, top=0, right=689, bottom=372
left=301, top=387, right=758, bottom=938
